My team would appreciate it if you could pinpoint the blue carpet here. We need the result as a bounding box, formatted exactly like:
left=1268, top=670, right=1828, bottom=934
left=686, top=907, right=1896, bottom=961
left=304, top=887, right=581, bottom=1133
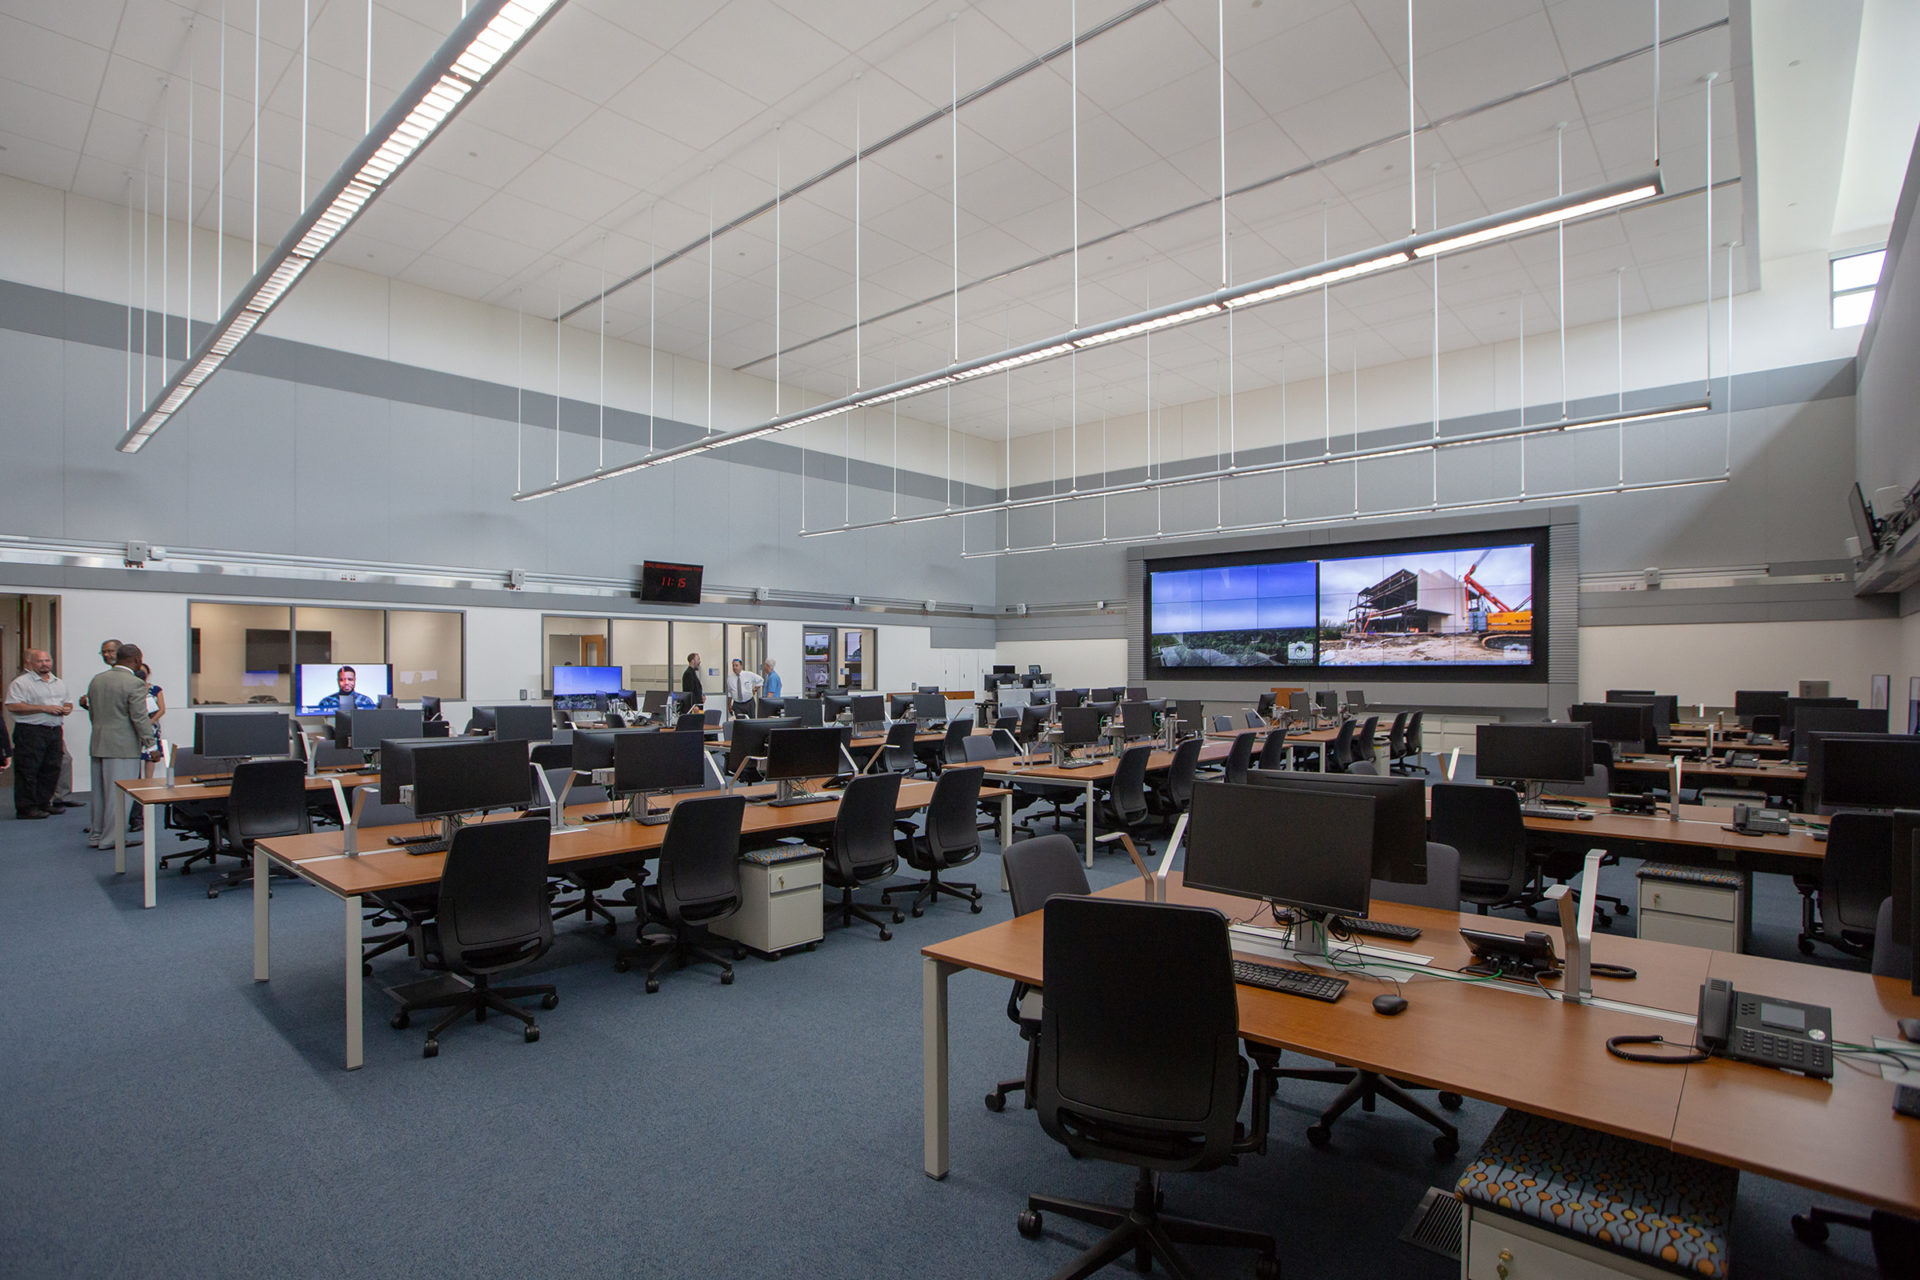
left=0, top=764, right=1885, bottom=1279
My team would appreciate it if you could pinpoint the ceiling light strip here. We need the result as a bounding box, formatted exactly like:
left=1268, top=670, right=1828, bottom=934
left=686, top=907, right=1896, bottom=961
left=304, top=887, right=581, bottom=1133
left=514, top=171, right=1664, bottom=501
left=799, top=398, right=1710, bottom=536
left=117, top=0, right=566, bottom=454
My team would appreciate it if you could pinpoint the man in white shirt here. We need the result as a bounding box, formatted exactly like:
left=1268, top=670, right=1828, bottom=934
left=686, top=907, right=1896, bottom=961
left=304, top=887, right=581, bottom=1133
left=7, top=649, right=73, bottom=819
left=727, top=659, right=761, bottom=706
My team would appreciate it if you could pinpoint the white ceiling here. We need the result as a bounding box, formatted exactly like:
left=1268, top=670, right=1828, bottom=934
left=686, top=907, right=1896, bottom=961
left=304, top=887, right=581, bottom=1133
left=0, top=0, right=1775, bottom=440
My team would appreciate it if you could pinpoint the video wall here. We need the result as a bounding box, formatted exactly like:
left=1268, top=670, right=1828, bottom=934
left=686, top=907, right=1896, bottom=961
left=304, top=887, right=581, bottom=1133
left=1144, top=530, right=1546, bottom=680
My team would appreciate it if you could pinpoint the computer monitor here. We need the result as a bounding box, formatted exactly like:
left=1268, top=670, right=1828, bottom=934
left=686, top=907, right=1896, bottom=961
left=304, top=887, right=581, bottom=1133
left=552, top=665, right=623, bottom=697
left=376, top=695, right=401, bottom=711
left=1028, top=664, right=1042, bottom=675
left=1344, top=690, right=1365, bottom=710
left=193, top=710, right=292, bottom=759
left=333, top=707, right=423, bottom=751
left=640, top=690, right=671, bottom=717
left=376, top=737, right=454, bottom=806
left=420, top=695, right=443, bottom=722
left=763, top=726, right=848, bottom=783
left=1017, top=705, right=1051, bottom=745
left=483, top=704, right=554, bottom=743
left=1248, top=768, right=1428, bottom=884
left=1120, top=701, right=1156, bottom=740
left=913, top=691, right=946, bottom=722
left=780, top=698, right=821, bottom=727
left=293, top=663, right=393, bottom=716
left=1125, top=686, right=1148, bottom=702
left=570, top=727, right=653, bottom=772
left=1182, top=780, right=1375, bottom=923
left=1315, top=690, right=1340, bottom=715
left=1056, top=688, right=1085, bottom=709
left=889, top=693, right=915, bottom=720
left=1474, top=723, right=1591, bottom=790
left=992, top=664, right=1017, bottom=675
left=409, top=738, right=532, bottom=822
left=1783, top=697, right=1856, bottom=735
left=1018, top=674, right=1040, bottom=688
left=824, top=694, right=853, bottom=720
left=1733, top=690, right=1792, bottom=724
left=1256, top=693, right=1276, bottom=718
left=1084, top=700, right=1116, bottom=721
left=1173, top=700, right=1206, bottom=734
left=1790, top=706, right=1888, bottom=761
left=850, top=695, right=885, bottom=728
left=1568, top=702, right=1656, bottom=754
left=727, top=717, right=802, bottom=778
left=467, top=706, right=497, bottom=733
left=1058, top=706, right=1103, bottom=748
left=1808, top=734, right=1920, bottom=810
left=998, top=686, right=1031, bottom=711
left=609, top=728, right=710, bottom=823
left=1605, top=689, right=1655, bottom=700
left=1611, top=692, right=1679, bottom=727
left=1289, top=692, right=1312, bottom=717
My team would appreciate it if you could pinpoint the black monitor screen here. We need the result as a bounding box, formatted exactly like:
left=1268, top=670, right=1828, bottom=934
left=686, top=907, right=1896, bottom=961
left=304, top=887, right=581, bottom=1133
left=377, top=737, right=454, bottom=805
left=571, top=728, right=654, bottom=772
left=1248, top=768, right=1428, bottom=883
left=851, top=695, right=885, bottom=726
left=421, top=695, right=442, bottom=720
left=1604, top=689, right=1654, bottom=700
left=194, top=711, right=291, bottom=759
left=1120, top=701, right=1156, bottom=739
left=487, top=704, right=554, bottom=743
left=1183, top=781, right=1374, bottom=919
left=640, top=690, right=671, bottom=716
left=1475, top=722, right=1590, bottom=784
left=1810, top=734, right=1920, bottom=810
left=335, top=708, right=423, bottom=750
left=1056, top=688, right=1085, bottom=709
left=728, top=717, right=802, bottom=776
left=1791, top=706, right=1887, bottom=761
left=1018, top=705, right=1050, bottom=743
left=1256, top=693, right=1276, bottom=716
left=1568, top=702, right=1655, bottom=750
left=1734, top=690, right=1791, bottom=722
left=764, top=727, right=847, bottom=782
left=410, top=738, right=532, bottom=821
left=913, top=691, right=947, bottom=721
left=992, top=665, right=1016, bottom=675
left=1611, top=692, right=1678, bottom=726
left=1315, top=690, right=1339, bottom=713
left=889, top=693, right=915, bottom=720
left=553, top=666, right=623, bottom=696
left=788, top=698, right=826, bottom=728
left=1058, top=706, right=1102, bottom=746
left=612, top=728, right=708, bottom=795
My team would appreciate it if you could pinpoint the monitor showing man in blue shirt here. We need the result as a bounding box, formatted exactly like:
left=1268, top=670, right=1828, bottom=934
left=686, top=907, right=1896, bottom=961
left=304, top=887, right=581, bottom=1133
left=314, top=665, right=378, bottom=713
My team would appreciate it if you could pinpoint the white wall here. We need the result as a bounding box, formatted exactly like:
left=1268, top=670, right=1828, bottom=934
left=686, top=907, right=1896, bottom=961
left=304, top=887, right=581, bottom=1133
left=992, top=638, right=1129, bottom=691
left=1577, top=619, right=1905, bottom=708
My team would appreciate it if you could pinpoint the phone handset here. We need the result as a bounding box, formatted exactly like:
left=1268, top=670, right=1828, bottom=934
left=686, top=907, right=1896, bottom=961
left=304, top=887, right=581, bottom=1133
left=1695, top=977, right=1734, bottom=1052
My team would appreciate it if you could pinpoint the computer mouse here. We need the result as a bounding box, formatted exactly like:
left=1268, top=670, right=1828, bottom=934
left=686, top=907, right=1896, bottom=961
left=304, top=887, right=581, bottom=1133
left=1372, top=994, right=1408, bottom=1016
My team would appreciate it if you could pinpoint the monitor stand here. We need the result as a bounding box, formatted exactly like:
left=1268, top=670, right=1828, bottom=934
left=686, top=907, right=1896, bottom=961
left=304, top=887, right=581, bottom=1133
left=767, top=778, right=825, bottom=807
left=627, top=790, right=670, bottom=826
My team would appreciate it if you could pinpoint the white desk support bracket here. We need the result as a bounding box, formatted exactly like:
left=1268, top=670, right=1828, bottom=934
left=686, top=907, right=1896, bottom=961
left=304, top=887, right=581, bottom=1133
left=331, top=778, right=367, bottom=856
left=535, top=767, right=582, bottom=831
left=1670, top=756, right=1684, bottom=822
left=162, top=739, right=176, bottom=785
left=1545, top=848, right=1605, bottom=1004
left=1445, top=747, right=1460, bottom=781
left=1096, top=831, right=1153, bottom=899
left=303, top=732, right=320, bottom=777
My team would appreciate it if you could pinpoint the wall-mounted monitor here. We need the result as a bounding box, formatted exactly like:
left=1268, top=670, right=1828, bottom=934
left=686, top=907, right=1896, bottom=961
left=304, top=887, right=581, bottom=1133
left=553, top=665, right=624, bottom=696
left=638, top=560, right=703, bottom=605
left=1143, top=529, right=1546, bottom=682
left=294, top=663, right=392, bottom=716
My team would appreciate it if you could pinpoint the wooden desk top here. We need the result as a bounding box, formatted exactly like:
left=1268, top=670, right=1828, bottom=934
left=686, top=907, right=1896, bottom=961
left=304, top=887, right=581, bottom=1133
left=978, top=739, right=1232, bottom=783
left=1613, top=756, right=1806, bottom=782
left=1660, top=736, right=1791, bottom=757
left=1519, top=802, right=1830, bottom=864
left=117, top=769, right=377, bottom=804
left=1673, top=952, right=1920, bottom=1217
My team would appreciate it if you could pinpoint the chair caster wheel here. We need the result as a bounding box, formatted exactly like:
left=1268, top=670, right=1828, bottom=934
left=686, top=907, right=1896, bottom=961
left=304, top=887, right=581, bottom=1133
left=423, top=1040, right=438, bottom=1058
left=721, top=971, right=735, bottom=985
left=524, top=1026, right=539, bottom=1043
left=1797, top=938, right=1815, bottom=955
left=644, top=977, right=660, bottom=993
left=1306, top=1125, right=1331, bottom=1148
left=892, top=912, right=904, bottom=924
left=540, top=993, right=558, bottom=1010
left=207, top=888, right=219, bottom=899
left=911, top=907, right=924, bottom=918
left=1439, top=1092, right=1463, bottom=1110
left=613, top=957, right=630, bottom=973
left=969, top=901, right=983, bottom=913
left=363, top=962, right=372, bottom=977
left=1613, top=904, right=1631, bottom=917
left=1523, top=906, right=1539, bottom=919
left=1254, top=1255, right=1279, bottom=1279
left=1017, top=1209, right=1043, bottom=1239
left=879, top=929, right=892, bottom=941
left=1434, top=1134, right=1459, bottom=1158
left=391, top=1011, right=410, bottom=1030
left=476, top=1005, right=488, bottom=1022
left=985, top=1093, right=1005, bottom=1112
left=733, top=947, right=747, bottom=961
left=1789, top=1213, right=1827, bottom=1245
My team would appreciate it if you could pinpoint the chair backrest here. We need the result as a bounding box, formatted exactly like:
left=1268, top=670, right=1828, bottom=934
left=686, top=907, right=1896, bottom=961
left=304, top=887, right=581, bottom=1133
left=1243, top=710, right=1264, bottom=729
left=1429, top=783, right=1529, bottom=898
left=1373, top=841, right=1461, bottom=910
left=1036, top=896, right=1244, bottom=1172
left=1004, top=834, right=1091, bottom=916
left=530, top=740, right=572, bottom=770
left=657, top=794, right=746, bottom=923
left=1825, top=811, right=1894, bottom=937
left=1405, top=710, right=1424, bottom=754
left=1211, top=714, right=1232, bottom=733
left=674, top=711, right=706, bottom=733
left=1257, top=728, right=1289, bottom=771
left=1329, top=718, right=1357, bottom=771
left=884, top=720, right=918, bottom=770
left=349, top=782, right=415, bottom=829
left=961, top=735, right=999, bottom=763
left=436, top=817, right=553, bottom=974
left=1107, top=745, right=1152, bottom=821
left=943, top=718, right=973, bottom=747
left=1224, top=732, right=1256, bottom=785
left=226, top=759, right=311, bottom=844
left=829, top=772, right=904, bottom=879
left=922, top=765, right=985, bottom=865
left=1163, top=736, right=1203, bottom=809
left=1387, top=711, right=1409, bottom=755
left=1355, top=715, right=1380, bottom=761
left=990, top=728, right=1022, bottom=758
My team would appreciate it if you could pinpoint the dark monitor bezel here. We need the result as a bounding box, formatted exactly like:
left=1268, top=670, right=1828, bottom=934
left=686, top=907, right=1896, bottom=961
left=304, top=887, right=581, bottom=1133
left=193, top=710, right=292, bottom=759
left=1182, top=780, right=1376, bottom=920
left=611, top=727, right=709, bottom=795
left=408, top=737, right=532, bottom=821
left=1474, top=722, right=1591, bottom=785
left=763, top=726, right=847, bottom=782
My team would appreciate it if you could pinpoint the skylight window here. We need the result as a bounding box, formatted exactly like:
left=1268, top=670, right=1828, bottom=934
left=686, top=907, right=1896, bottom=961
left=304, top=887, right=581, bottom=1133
left=1831, top=246, right=1886, bottom=328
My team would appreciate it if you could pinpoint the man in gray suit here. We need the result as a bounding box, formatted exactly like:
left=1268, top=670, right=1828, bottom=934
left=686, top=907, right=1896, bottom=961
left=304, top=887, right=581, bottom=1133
left=85, top=642, right=157, bottom=852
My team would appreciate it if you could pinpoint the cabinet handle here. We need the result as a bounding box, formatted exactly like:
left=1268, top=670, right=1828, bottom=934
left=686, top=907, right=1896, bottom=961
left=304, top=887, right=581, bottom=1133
left=1496, top=1247, right=1512, bottom=1280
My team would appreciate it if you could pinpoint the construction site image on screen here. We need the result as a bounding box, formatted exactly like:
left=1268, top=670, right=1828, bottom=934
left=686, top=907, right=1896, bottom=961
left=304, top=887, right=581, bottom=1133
left=1317, top=544, right=1534, bottom=665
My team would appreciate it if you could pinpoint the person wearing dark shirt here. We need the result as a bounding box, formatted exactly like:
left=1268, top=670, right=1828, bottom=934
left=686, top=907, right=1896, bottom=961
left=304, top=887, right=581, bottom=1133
left=680, top=653, right=703, bottom=702
left=314, top=664, right=377, bottom=713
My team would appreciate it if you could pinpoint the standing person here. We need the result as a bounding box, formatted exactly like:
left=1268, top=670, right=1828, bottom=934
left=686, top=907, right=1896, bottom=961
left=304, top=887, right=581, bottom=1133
left=73, top=639, right=122, bottom=822
left=6, top=648, right=73, bottom=820
left=681, top=653, right=703, bottom=700
left=726, top=658, right=760, bottom=705
left=0, top=698, right=12, bottom=774
left=760, top=659, right=782, bottom=700
left=84, top=643, right=156, bottom=851
left=137, top=663, right=166, bottom=779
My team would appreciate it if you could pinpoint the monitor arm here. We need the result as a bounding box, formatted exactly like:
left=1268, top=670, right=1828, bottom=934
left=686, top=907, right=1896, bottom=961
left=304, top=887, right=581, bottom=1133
left=1544, top=848, right=1604, bottom=1003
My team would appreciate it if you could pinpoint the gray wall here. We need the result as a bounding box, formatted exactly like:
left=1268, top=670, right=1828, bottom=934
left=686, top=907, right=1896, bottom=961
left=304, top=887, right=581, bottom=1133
left=1856, top=127, right=1920, bottom=499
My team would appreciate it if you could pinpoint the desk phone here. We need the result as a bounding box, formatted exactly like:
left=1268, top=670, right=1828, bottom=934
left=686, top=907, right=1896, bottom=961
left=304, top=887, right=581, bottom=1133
left=1698, top=978, right=1832, bottom=1078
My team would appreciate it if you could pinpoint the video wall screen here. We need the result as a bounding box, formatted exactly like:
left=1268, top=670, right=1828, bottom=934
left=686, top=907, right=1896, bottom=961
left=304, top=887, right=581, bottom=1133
left=1144, top=531, right=1545, bottom=680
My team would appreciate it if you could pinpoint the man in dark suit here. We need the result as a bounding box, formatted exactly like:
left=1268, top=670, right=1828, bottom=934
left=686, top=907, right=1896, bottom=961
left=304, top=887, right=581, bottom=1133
left=681, top=653, right=704, bottom=704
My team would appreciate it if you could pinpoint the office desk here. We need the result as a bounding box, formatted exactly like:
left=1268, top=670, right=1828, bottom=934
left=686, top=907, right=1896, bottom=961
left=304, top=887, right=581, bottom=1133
left=1660, top=736, right=1792, bottom=758
left=113, top=769, right=375, bottom=909
left=1613, top=755, right=1806, bottom=789
left=919, top=876, right=1920, bottom=1220
left=979, top=740, right=1232, bottom=865
left=254, top=777, right=1002, bottom=1069
left=1520, top=802, right=1828, bottom=878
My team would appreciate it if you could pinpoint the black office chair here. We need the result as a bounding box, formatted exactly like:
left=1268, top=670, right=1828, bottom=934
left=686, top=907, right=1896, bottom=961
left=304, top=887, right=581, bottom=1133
left=1430, top=783, right=1533, bottom=913
left=613, top=794, right=746, bottom=991
left=354, top=784, right=438, bottom=971
left=821, top=772, right=906, bottom=941
left=1017, top=895, right=1278, bottom=1279
left=1087, top=744, right=1156, bottom=856
left=383, top=818, right=557, bottom=1057
left=1398, top=709, right=1428, bottom=773
left=1217, top=731, right=1256, bottom=785
left=1527, top=743, right=1629, bottom=926
left=157, top=751, right=235, bottom=876
left=1796, top=811, right=1893, bottom=958
left=674, top=710, right=705, bottom=733
left=546, top=773, right=640, bottom=936
left=885, top=764, right=984, bottom=917
left=1353, top=714, right=1380, bottom=765
left=1789, top=897, right=1920, bottom=1273
left=1345, top=761, right=1379, bottom=775
left=1211, top=714, right=1233, bottom=733
left=940, top=718, right=974, bottom=769
left=1326, top=717, right=1358, bottom=773
left=1256, top=844, right=1465, bottom=1156
left=207, top=759, right=310, bottom=899
left=881, top=720, right=923, bottom=776
left=1385, top=712, right=1410, bottom=771
left=1147, top=735, right=1203, bottom=825
left=1243, top=709, right=1265, bottom=729
left=964, top=733, right=1040, bottom=832
left=1256, top=727, right=1290, bottom=772
left=984, top=834, right=1089, bottom=1114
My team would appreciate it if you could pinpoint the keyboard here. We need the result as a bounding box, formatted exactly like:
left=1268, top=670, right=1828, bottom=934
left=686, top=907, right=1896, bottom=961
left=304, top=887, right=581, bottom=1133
left=1231, top=960, right=1347, bottom=1002
left=398, top=838, right=449, bottom=856
left=1332, top=916, right=1422, bottom=942
left=385, top=832, right=440, bottom=846
left=1521, top=802, right=1593, bottom=821
left=1057, top=758, right=1104, bottom=768
left=767, top=794, right=834, bottom=807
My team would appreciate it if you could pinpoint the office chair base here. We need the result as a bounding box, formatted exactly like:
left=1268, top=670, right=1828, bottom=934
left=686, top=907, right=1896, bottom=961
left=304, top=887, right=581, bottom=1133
left=827, top=887, right=902, bottom=941
left=883, top=874, right=982, bottom=917
left=1301, top=1070, right=1460, bottom=1157
left=550, top=886, right=621, bottom=936
left=385, top=973, right=556, bottom=1056
left=1021, top=1168, right=1279, bottom=1280
left=615, top=926, right=746, bottom=991
left=1791, top=1206, right=1920, bottom=1275
left=985, top=1075, right=1028, bottom=1112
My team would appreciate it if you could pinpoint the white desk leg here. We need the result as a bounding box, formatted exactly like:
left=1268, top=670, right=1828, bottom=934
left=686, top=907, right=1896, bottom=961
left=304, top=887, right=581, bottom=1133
left=113, top=794, right=126, bottom=874
left=998, top=793, right=1013, bottom=891
left=142, top=803, right=157, bottom=909
left=1317, top=744, right=1329, bottom=772
left=923, top=956, right=955, bottom=1179
left=1082, top=778, right=1096, bottom=867
left=253, top=847, right=270, bottom=982
left=344, top=894, right=363, bottom=1071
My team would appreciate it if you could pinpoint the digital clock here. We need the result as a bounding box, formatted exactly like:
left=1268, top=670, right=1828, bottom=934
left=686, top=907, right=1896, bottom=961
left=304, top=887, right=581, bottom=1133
left=638, top=560, right=703, bottom=604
